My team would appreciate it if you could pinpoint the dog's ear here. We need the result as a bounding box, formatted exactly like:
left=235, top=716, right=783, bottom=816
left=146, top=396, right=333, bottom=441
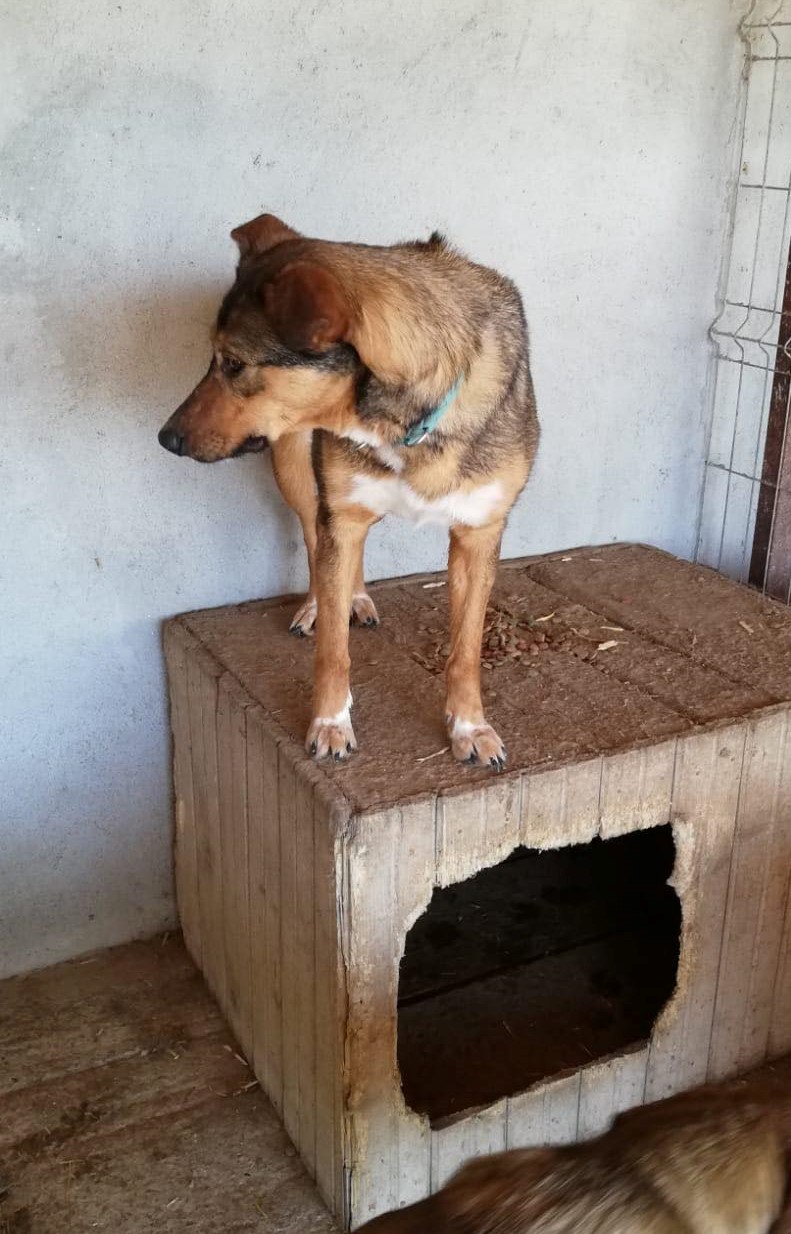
left=230, top=213, right=299, bottom=258
left=264, top=260, right=350, bottom=353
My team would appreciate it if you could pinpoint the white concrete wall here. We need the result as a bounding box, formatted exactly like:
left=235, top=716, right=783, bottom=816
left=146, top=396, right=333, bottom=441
left=1, top=0, right=747, bottom=977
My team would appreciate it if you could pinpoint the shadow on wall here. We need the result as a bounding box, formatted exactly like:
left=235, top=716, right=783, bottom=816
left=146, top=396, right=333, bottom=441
left=0, top=271, right=310, bottom=977
left=42, top=270, right=301, bottom=581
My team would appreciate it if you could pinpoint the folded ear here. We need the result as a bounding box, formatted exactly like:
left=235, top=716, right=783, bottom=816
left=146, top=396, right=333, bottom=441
left=230, top=213, right=300, bottom=258
left=264, top=260, right=351, bottom=353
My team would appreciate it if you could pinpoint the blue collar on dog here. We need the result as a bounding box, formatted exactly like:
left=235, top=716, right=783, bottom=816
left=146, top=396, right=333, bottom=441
left=400, top=377, right=463, bottom=447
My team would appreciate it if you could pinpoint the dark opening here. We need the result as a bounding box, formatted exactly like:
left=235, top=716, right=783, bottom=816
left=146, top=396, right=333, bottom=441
left=397, top=826, right=681, bottom=1125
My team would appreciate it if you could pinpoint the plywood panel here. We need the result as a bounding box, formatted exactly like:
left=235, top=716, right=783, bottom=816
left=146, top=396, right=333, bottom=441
left=599, top=741, right=676, bottom=838
left=435, top=778, right=520, bottom=887
left=313, top=781, right=348, bottom=1214
left=709, top=712, right=791, bottom=1078
left=163, top=625, right=201, bottom=967
left=521, top=759, right=601, bottom=849
left=279, top=746, right=301, bottom=1146
left=644, top=727, right=746, bottom=1101
left=430, top=1101, right=507, bottom=1190
left=246, top=708, right=283, bottom=1115
left=186, top=651, right=225, bottom=1008
left=506, top=1071, right=582, bottom=1149
left=345, top=800, right=435, bottom=1228
left=216, top=679, right=253, bottom=1060
left=576, top=1046, right=648, bottom=1139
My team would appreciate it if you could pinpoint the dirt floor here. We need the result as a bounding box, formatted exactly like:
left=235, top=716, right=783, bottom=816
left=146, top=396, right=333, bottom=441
left=0, top=935, right=337, bottom=1234
left=1, top=933, right=789, bottom=1233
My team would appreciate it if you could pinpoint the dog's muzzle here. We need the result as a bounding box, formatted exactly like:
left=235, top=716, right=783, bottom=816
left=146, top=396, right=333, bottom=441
left=157, top=427, right=269, bottom=460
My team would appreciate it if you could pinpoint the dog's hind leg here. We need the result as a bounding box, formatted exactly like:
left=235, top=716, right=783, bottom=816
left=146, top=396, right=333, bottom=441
left=445, top=520, right=507, bottom=770
left=271, top=433, right=378, bottom=634
left=350, top=549, right=379, bottom=628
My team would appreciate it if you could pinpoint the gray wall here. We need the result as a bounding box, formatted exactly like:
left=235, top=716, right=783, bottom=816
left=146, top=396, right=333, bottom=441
left=1, top=0, right=746, bottom=977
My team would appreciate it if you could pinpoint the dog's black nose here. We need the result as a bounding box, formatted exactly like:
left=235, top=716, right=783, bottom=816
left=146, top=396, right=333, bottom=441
left=158, top=426, right=184, bottom=456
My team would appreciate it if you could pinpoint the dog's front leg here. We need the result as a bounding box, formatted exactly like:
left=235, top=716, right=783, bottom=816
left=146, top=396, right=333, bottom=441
left=445, top=520, right=507, bottom=770
left=307, top=507, right=374, bottom=760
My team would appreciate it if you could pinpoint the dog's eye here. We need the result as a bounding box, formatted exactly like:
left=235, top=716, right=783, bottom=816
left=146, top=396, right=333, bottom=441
left=221, top=355, right=245, bottom=376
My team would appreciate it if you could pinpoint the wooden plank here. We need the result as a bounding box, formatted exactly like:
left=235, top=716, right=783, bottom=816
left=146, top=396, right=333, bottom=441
left=521, top=758, right=601, bottom=849
left=758, top=713, right=791, bottom=1059
left=769, top=865, right=791, bottom=1056
left=163, top=624, right=201, bottom=967
left=529, top=546, right=791, bottom=703
left=599, top=741, right=676, bottom=838
left=313, top=780, right=348, bottom=1215
left=708, top=712, right=791, bottom=1077
left=295, top=769, right=317, bottom=1178
left=644, top=727, right=746, bottom=1102
left=506, top=1071, right=581, bottom=1149
left=576, top=1046, right=648, bottom=1140
left=435, top=777, right=520, bottom=887
left=279, top=745, right=300, bottom=1144
left=430, top=1101, right=507, bottom=1190
left=185, top=650, right=226, bottom=1009
left=246, top=708, right=283, bottom=1115
left=344, top=800, right=435, bottom=1229
left=216, top=678, right=253, bottom=1061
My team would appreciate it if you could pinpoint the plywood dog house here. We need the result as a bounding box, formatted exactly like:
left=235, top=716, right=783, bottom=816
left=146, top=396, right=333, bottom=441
left=164, top=544, right=791, bottom=1229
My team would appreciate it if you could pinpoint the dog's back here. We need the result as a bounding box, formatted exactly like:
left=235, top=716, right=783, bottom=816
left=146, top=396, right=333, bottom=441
left=358, top=1087, right=789, bottom=1233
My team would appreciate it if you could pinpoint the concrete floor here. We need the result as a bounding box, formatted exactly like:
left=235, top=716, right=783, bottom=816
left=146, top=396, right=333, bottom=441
left=0, top=935, right=337, bottom=1233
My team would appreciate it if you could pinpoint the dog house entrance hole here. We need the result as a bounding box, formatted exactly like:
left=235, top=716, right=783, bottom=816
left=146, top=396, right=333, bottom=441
left=397, top=826, right=681, bottom=1125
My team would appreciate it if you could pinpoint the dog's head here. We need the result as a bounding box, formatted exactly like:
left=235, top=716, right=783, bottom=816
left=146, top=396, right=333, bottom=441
left=158, top=214, right=361, bottom=463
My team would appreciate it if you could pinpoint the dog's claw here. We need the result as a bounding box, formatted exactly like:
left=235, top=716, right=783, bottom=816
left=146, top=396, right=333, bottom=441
left=306, top=715, right=357, bottom=762
left=448, top=720, right=507, bottom=771
left=350, top=592, right=380, bottom=629
left=290, top=597, right=318, bottom=637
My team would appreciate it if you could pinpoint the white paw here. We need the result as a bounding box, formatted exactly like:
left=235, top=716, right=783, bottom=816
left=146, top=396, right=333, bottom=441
left=290, top=596, right=317, bottom=637
left=447, top=716, right=507, bottom=771
left=350, top=592, right=380, bottom=628
left=306, top=697, right=357, bottom=762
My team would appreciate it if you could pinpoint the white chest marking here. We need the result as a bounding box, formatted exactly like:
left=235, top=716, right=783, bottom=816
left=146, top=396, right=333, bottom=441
left=343, top=427, right=404, bottom=473
left=347, top=475, right=504, bottom=528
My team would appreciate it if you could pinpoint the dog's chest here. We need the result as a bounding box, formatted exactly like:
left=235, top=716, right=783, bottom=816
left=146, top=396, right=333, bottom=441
left=347, top=472, right=504, bottom=528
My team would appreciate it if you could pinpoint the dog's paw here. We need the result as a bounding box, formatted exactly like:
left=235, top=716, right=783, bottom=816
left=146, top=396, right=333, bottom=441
left=447, top=717, right=507, bottom=771
left=350, top=592, right=380, bottom=628
left=290, top=596, right=318, bottom=637
left=306, top=706, right=357, bottom=762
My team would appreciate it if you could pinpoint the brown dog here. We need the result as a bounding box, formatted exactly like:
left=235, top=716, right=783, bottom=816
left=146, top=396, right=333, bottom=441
left=159, top=214, right=539, bottom=767
left=357, top=1082, right=791, bottom=1233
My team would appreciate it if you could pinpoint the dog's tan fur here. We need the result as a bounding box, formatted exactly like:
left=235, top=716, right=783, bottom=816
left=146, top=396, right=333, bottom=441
left=357, top=1082, right=791, bottom=1233
left=159, top=214, right=539, bottom=766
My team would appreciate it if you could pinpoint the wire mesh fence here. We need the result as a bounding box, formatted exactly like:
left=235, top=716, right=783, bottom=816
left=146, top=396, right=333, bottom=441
left=697, top=0, right=791, bottom=602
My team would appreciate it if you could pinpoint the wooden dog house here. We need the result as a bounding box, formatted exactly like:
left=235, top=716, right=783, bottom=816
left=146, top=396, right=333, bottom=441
left=163, top=543, right=791, bottom=1229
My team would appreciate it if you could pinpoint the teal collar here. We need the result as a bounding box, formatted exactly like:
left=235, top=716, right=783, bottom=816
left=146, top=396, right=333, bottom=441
left=400, top=377, right=463, bottom=447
